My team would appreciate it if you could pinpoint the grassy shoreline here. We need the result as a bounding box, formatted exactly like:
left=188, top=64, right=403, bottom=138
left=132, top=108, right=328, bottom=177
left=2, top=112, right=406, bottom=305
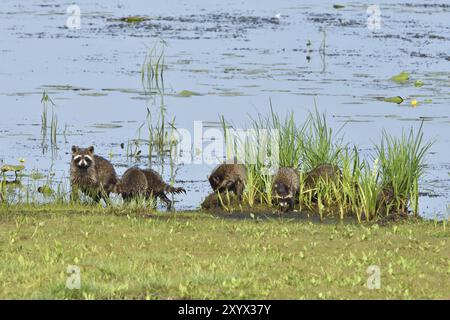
left=0, top=207, right=449, bottom=299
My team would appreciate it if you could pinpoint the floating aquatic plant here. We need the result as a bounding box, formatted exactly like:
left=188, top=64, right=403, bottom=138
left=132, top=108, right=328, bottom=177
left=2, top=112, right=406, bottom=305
left=383, top=96, right=404, bottom=104
left=118, top=16, right=150, bottom=23
left=390, top=71, right=410, bottom=83
left=177, top=90, right=201, bottom=97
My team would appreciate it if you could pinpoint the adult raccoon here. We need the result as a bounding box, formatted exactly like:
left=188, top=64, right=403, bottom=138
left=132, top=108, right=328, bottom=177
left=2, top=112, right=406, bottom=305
left=70, top=145, right=118, bottom=203
left=208, top=163, right=246, bottom=198
left=115, top=167, right=148, bottom=202
left=272, top=167, right=300, bottom=211
left=141, top=168, right=186, bottom=211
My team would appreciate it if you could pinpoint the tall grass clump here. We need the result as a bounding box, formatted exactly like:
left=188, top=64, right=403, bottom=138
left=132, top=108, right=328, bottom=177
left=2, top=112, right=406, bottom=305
left=268, top=103, right=306, bottom=169
left=217, top=106, right=432, bottom=222
left=375, top=121, right=433, bottom=216
left=301, top=108, right=344, bottom=171
left=335, top=147, right=357, bottom=217
left=221, top=107, right=308, bottom=207
left=356, top=159, right=382, bottom=222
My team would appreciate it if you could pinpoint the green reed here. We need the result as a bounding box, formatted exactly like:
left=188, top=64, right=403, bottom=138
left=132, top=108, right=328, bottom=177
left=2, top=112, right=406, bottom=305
left=40, top=91, right=58, bottom=151
left=301, top=108, right=343, bottom=171
left=141, top=39, right=166, bottom=94
left=375, top=121, right=433, bottom=216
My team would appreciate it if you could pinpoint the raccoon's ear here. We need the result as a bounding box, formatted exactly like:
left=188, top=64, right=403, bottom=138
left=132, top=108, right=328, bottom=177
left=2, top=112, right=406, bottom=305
left=87, top=146, right=95, bottom=154
left=71, top=145, right=79, bottom=154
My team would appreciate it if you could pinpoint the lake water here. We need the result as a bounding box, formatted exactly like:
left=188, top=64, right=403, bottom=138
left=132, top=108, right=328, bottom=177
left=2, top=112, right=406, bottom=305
left=0, top=0, right=449, bottom=218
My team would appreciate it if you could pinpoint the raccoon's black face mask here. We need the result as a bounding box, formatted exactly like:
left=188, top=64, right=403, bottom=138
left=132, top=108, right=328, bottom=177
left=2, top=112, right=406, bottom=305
left=273, top=182, right=289, bottom=198
left=273, top=183, right=292, bottom=200
left=72, top=146, right=95, bottom=169
left=273, top=182, right=292, bottom=206
left=208, top=175, right=220, bottom=190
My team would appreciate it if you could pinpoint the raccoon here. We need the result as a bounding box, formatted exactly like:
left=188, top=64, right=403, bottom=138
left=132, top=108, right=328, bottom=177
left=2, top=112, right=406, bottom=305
left=141, top=168, right=186, bottom=211
left=208, top=163, right=246, bottom=198
left=304, top=164, right=341, bottom=189
left=70, top=145, right=118, bottom=203
left=272, top=167, right=300, bottom=211
left=115, top=167, right=148, bottom=202
left=376, top=185, right=408, bottom=218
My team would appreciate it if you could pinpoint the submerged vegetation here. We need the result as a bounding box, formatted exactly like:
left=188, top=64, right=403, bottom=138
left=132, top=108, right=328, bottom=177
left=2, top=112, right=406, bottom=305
left=141, top=39, right=166, bottom=94
left=40, top=91, right=58, bottom=152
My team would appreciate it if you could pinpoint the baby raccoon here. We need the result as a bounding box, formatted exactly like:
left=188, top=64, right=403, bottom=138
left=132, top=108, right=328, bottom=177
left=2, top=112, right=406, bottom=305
left=141, top=168, right=186, bottom=211
left=117, top=167, right=185, bottom=210
left=70, top=145, right=118, bottom=203
left=304, top=164, right=341, bottom=188
left=115, top=167, right=148, bottom=202
left=208, top=163, right=246, bottom=198
left=272, top=167, right=300, bottom=211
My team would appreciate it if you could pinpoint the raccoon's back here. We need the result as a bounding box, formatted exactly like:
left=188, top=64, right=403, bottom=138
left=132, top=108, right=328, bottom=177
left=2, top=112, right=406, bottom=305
left=94, top=155, right=118, bottom=191
left=211, top=163, right=246, bottom=181
left=274, top=167, right=299, bottom=191
left=120, top=167, right=148, bottom=195
left=305, top=164, right=340, bottom=187
left=141, top=168, right=166, bottom=193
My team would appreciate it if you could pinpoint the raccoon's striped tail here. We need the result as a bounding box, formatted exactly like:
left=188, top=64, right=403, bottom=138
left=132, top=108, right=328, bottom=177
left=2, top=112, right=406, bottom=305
left=164, top=184, right=186, bottom=194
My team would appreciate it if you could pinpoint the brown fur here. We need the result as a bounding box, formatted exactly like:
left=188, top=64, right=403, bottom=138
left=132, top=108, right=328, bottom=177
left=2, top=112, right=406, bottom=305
left=116, top=167, right=185, bottom=209
left=70, top=145, right=118, bottom=203
left=208, top=163, right=246, bottom=198
left=272, top=167, right=300, bottom=211
left=116, top=167, right=148, bottom=202
left=376, top=185, right=409, bottom=217
left=201, top=191, right=241, bottom=211
left=304, top=164, right=341, bottom=189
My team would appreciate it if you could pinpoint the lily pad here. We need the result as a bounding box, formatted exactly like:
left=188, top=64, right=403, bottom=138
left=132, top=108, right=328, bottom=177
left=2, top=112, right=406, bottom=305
left=414, top=80, right=424, bottom=87
left=383, top=96, right=404, bottom=104
left=117, top=16, right=150, bottom=23
left=390, top=72, right=409, bottom=83
left=177, top=90, right=202, bottom=97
